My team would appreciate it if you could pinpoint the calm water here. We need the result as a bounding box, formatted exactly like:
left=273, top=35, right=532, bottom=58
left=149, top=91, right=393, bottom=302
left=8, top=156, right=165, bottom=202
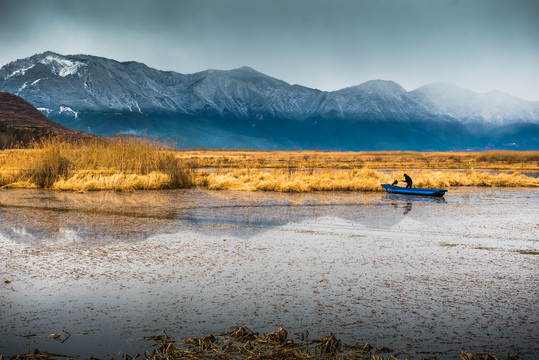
left=0, top=188, right=537, bottom=359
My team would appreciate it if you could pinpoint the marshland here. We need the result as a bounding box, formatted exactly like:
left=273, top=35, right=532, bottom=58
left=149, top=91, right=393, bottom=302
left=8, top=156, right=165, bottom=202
left=0, top=137, right=538, bottom=359
left=0, top=137, right=537, bottom=191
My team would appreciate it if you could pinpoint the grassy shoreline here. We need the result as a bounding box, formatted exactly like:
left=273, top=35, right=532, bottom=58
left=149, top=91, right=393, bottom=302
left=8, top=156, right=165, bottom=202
left=194, top=168, right=538, bottom=192
left=0, top=137, right=537, bottom=192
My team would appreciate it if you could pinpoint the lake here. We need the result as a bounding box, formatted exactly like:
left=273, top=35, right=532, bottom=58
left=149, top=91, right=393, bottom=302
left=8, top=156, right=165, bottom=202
left=0, top=188, right=537, bottom=359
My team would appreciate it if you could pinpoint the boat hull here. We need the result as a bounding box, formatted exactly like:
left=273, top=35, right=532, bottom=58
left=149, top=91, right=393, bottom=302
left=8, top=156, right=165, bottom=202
left=381, top=184, right=447, bottom=197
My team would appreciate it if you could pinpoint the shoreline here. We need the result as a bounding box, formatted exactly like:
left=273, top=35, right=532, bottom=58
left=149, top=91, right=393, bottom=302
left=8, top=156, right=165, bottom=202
left=3, top=326, right=506, bottom=360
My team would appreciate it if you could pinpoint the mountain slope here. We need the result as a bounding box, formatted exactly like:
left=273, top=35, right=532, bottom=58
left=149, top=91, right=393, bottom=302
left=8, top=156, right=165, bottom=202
left=0, top=52, right=538, bottom=150
left=0, top=52, right=325, bottom=118
left=0, top=92, right=71, bottom=130
left=0, top=92, right=89, bottom=147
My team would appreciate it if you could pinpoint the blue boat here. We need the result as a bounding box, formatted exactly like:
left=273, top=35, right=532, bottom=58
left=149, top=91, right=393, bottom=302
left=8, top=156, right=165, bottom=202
left=381, top=184, right=447, bottom=197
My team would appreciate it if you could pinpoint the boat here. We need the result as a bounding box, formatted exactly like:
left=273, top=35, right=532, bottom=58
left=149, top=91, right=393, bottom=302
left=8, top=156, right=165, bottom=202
left=381, top=184, right=447, bottom=197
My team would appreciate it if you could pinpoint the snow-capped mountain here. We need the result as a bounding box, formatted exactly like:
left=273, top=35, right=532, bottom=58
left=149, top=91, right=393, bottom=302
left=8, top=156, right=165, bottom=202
left=322, top=80, right=441, bottom=121
left=0, top=52, right=538, bottom=150
left=0, top=52, right=325, bottom=119
left=410, top=83, right=539, bottom=126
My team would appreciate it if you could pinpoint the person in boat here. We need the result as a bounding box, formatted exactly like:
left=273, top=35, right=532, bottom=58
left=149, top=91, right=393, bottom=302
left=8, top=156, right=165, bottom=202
left=402, top=173, right=413, bottom=188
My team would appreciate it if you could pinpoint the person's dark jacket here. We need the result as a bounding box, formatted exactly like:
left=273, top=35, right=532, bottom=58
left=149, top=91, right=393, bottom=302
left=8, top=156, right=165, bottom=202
left=403, top=174, right=413, bottom=188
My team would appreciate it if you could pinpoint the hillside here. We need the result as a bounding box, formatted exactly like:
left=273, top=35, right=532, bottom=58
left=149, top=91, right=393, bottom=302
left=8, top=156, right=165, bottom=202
left=0, top=92, right=89, bottom=148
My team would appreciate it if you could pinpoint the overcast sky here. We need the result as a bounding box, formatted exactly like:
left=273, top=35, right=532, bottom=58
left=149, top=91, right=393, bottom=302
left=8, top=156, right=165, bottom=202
left=1, top=0, right=538, bottom=100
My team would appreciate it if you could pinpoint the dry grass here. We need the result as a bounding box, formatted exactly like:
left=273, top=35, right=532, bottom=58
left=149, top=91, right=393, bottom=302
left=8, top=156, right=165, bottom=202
left=6, top=327, right=504, bottom=360
left=52, top=170, right=174, bottom=192
left=177, top=150, right=539, bottom=170
left=0, top=141, right=537, bottom=192
left=0, top=136, right=193, bottom=191
left=195, top=168, right=539, bottom=192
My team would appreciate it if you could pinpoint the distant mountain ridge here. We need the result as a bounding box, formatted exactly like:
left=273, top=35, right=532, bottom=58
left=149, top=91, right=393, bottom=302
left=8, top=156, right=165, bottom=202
left=0, top=51, right=538, bottom=150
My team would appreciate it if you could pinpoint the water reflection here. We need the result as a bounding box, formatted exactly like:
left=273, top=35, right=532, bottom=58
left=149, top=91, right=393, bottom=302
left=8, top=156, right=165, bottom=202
left=0, top=189, right=447, bottom=244
left=1, top=188, right=538, bottom=359
left=403, top=201, right=412, bottom=215
left=386, top=194, right=447, bottom=215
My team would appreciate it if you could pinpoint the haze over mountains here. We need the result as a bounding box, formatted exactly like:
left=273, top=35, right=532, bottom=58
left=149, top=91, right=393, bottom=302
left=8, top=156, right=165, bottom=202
left=1, top=52, right=538, bottom=150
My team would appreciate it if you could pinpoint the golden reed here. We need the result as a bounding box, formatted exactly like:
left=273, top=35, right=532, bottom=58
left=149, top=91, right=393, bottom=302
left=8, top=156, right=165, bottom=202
left=0, top=137, right=537, bottom=191
left=0, top=136, right=193, bottom=191
left=195, top=168, right=538, bottom=192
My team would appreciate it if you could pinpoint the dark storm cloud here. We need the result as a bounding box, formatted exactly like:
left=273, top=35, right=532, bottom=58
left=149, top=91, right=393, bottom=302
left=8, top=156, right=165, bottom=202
left=1, top=0, right=538, bottom=100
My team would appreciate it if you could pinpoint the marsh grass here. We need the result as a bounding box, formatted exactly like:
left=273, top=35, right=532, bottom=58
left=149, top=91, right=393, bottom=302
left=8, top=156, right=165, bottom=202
left=0, top=141, right=537, bottom=191
left=0, top=136, right=193, bottom=191
left=26, top=146, right=70, bottom=188
left=195, top=168, right=539, bottom=192
left=476, top=150, right=539, bottom=164
left=177, top=150, right=539, bottom=170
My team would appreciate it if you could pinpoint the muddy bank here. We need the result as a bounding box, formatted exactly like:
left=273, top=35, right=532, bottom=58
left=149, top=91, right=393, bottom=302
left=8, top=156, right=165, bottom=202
left=6, top=327, right=509, bottom=360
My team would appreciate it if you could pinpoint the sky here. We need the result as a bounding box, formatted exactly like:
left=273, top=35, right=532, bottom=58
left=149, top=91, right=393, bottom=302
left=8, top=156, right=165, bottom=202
left=1, top=0, right=538, bottom=100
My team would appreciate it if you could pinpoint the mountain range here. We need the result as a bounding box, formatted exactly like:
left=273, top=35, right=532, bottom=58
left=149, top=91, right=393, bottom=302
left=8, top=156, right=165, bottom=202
left=1, top=51, right=538, bottom=150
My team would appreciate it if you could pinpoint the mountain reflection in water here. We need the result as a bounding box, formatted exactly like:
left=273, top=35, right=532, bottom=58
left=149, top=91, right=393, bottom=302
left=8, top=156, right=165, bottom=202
left=0, top=189, right=443, bottom=243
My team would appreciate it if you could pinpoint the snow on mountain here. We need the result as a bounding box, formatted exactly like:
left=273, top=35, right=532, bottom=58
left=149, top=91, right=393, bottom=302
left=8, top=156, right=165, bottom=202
left=410, top=83, right=539, bottom=125
left=323, top=80, right=436, bottom=121
left=59, top=105, right=78, bottom=118
left=183, top=66, right=324, bottom=119
left=0, top=52, right=323, bottom=119
left=0, top=52, right=181, bottom=114
left=6, top=65, right=35, bottom=79
left=39, top=55, right=86, bottom=77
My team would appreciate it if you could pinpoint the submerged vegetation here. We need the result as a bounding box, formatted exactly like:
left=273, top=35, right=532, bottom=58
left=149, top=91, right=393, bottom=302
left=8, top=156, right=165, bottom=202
left=0, top=137, right=537, bottom=191
left=6, top=326, right=506, bottom=360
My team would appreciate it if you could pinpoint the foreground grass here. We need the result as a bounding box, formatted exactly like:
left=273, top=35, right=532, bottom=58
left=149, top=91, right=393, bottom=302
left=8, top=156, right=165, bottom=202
left=6, top=326, right=506, bottom=360
left=0, top=138, right=537, bottom=191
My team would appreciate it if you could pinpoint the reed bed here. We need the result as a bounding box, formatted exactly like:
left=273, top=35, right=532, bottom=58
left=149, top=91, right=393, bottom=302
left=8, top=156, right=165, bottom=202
left=0, top=136, right=193, bottom=191
left=196, top=168, right=539, bottom=192
left=0, top=138, right=537, bottom=191
left=177, top=150, right=539, bottom=170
